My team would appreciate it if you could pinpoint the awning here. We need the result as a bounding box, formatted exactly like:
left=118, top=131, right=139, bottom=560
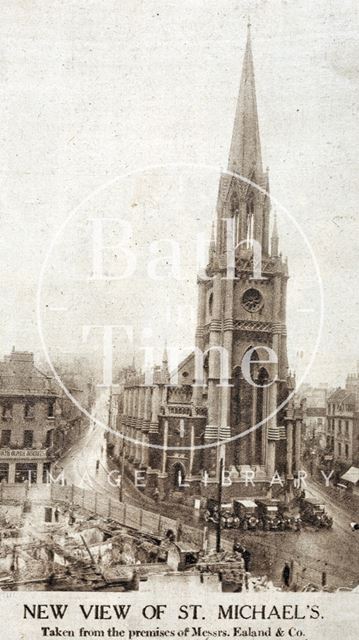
left=236, top=499, right=257, bottom=508
left=341, top=466, right=359, bottom=485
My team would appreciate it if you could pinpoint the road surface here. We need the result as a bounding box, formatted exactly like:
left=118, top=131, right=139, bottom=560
left=57, top=392, right=359, bottom=590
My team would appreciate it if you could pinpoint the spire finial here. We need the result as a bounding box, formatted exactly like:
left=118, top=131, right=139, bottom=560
left=162, top=340, right=168, bottom=364
left=161, top=340, right=170, bottom=384
left=227, top=22, right=262, bottom=179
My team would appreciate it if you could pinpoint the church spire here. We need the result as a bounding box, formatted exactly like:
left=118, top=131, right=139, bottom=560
left=161, top=342, right=170, bottom=384
left=227, top=22, right=262, bottom=181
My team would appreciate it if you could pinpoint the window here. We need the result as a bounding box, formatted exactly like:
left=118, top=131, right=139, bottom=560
left=45, top=429, right=53, bottom=448
left=345, top=444, right=349, bottom=458
left=23, top=430, right=33, bottom=448
left=338, top=443, right=342, bottom=457
left=0, top=463, right=9, bottom=482
left=246, top=198, right=254, bottom=248
left=1, top=403, right=12, bottom=420
left=24, top=402, right=35, bottom=419
left=231, top=192, right=240, bottom=244
left=44, top=507, right=52, bottom=523
left=43, top=462, right=51, bottom=484
left=242, top=288, right=263, bottom=313
left=231, top=192, right=239, bottom=215
left=0, top=430, right=11, bottom=446
left=15, top=463, right=37, bottom=483
left=208, top=293, right=213, bottom=316
left=47, top=401, right=55, bottom=418
left=179, top=419, right=185, bottom=438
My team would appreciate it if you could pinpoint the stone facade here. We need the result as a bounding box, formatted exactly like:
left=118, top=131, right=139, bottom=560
left=0, top=350, right=60, bottom=483
left=326, top=386, right=359, bottom=469
left=0, top=349, right=94, bottom=484
left=113, top=26, right=304, bottom=501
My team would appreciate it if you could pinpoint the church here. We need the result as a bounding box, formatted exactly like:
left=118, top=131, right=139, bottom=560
left=112, top=25, right=304, bottom=502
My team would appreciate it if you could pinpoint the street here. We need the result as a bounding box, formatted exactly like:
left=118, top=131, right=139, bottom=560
left=54, top=392, right=119, bottom=497
left=57, top=392, right=359, bottom=590
left=224, top=479, right=359, bottom=590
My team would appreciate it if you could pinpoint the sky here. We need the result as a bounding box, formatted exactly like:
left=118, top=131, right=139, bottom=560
left=0, top=0, right=358, bottom=388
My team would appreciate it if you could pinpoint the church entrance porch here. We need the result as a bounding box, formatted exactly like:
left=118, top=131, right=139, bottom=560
left=170, top=462, right=186, bottom=491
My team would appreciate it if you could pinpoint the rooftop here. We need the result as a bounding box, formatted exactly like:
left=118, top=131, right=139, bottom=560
left=327, top=388, right=355, bottom=407
left=0, top=349, right=58, bottom=398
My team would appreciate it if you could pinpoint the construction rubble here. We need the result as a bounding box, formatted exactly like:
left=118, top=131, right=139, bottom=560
left=1, top=499, right=348, bottom=592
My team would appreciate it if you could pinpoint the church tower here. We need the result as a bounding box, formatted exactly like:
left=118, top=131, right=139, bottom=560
left=119, top=24, right=303, bottom=499
left=194, top=24, right=292, bottom=480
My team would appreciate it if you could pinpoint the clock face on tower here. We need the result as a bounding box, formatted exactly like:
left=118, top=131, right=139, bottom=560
left=242, top=288, right=263, bottom=313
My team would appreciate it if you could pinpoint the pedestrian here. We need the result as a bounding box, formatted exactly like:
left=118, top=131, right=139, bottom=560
left=242, top=547, right=251, bottom=572
left=10, top=546, right=17, bottom=573
left=96, top=459, right=100, bottom=472
left=166, top=529, right=175, bottom=542
left=233, top=539, right=243, bottom=554
left=282, top=562, right=291, bottom=588
left=154, top=487, right=159, bottom=502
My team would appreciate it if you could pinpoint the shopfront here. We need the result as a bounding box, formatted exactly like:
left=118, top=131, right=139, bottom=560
left=0, top=449, right=49, bottom=484
left=14, top=462, right=37, bottom=483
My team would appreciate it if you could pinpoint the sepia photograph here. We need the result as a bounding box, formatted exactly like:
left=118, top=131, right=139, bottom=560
left=0, top=0, right=358, bottom=615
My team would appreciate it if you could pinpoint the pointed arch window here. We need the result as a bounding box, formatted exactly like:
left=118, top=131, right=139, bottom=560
left=179, top=419, right=185, bottom=438
left=232, top=366, right=241, bottom=425
left=246, top=198, right=254, bottom=248
left=208, top=292, right=213, bottom=317
left=230, top=192, right=240, bottom=245
left=203, top=354, right=209, bottom=389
